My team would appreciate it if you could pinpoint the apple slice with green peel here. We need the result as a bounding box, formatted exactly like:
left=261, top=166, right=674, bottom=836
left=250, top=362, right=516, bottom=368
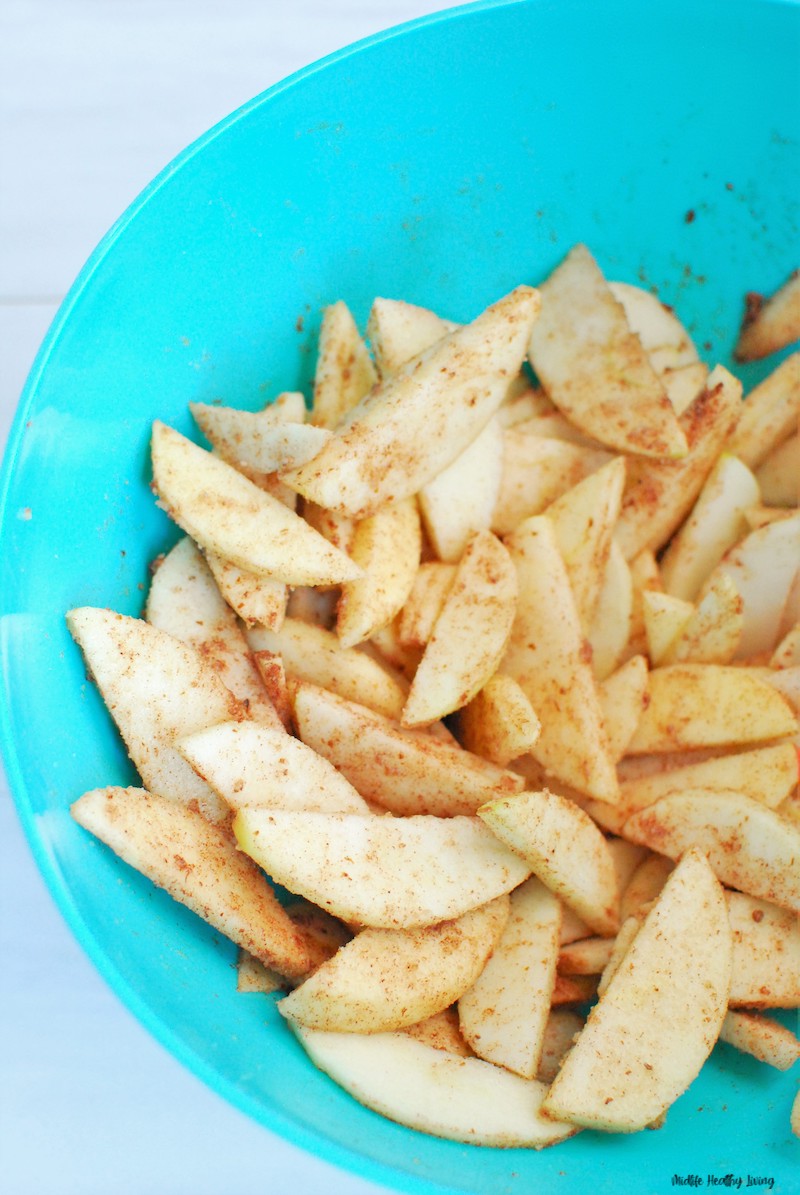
left=528, top=245, right=687, bottom=459
left=336, top=497, right=421, bottom=649
left=310, top=300, right=377, bottom=429
left=623, top=790, right=800, bottom=912
left=658, top=453, right=761, bottom=602
left=458, top=877, right=561, bottom=1077
left=279, top=896, right=509, bottom=1033
left=625, top=663, right=797, bottom=754
left=614, top=365, right=743, bottom=561
left=67, top=606, right=246, bottom=824
left=502, top=515, right=619, bottom=803
left=542, top=848, right=731, bottom=1132
left=177, top=720, right=370, bottom=815
left=151, top=421, right=361, bottom=586
left=248, top=618, right=408, bottom=720
left=291, top=1026, right=578, bottom=1148
left=478, top=788, right=619, bottom=936
left=71, top=786, right=325, bottom=981
left=146, top=536, right=283, bottom=730
left=401, top=530, right=518, bottom=727
left=292, top=682, right=524, bottom=818
left=280, top=286, right=541, bottom=518
left=233, top=809, right=530, bottom=929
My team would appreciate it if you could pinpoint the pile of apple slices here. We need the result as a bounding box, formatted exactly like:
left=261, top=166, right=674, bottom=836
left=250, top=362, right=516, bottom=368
left=69, top=244, right=800, bottom=1147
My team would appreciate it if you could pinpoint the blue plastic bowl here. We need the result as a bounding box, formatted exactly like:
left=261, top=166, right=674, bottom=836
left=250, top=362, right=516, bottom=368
left=2, top=1, right=799, bottom=1191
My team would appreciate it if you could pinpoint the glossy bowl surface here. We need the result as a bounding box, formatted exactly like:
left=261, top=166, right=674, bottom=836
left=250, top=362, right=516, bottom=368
left=1, top=1, right=798, bottom=1191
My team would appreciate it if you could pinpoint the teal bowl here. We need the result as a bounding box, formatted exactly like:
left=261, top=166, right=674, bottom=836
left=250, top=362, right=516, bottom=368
left=1, top=1, right=798, bottom=1191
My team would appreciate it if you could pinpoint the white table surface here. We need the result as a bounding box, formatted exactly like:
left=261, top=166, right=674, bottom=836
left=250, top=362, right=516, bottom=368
left=0, top=4, right=459, bottom=1192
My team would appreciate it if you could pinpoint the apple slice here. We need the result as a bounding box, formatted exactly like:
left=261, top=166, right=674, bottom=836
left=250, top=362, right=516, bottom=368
left=397, top=562, right=457, bottom=647
left=280, top=286, right=541, bottom=518
left=177, top=720, right=369, bottom=814
left=502, top=515, right=618, bottom=802
left=291, top=1026, right=578, bottom=1148
left=71, top=786, right=324, bottom=981
left=625, top=663, right=797, bottom=754
left=419, top=416, right=504, bottom=563
left=204, top=552, right=287, bottom=631
left=233, top=809, right=530, bottom=929
left=67, top=606, right=245, bottom=824
left=720, top=1011, right=800, bottom=1071
left=614, top=366, right=743, bottom=561
left=661, top=573, right=744, bottom=665
left=587, top=540, right=634, bottom=680
left=456, top=673, right=541, bottom=767
left=492, top=428, right=611, bottom=535
left=478, top=788, right=619, bottom=936
left=735, top=275, right=800, bottom=362
left=401, top=531, right=518, bottom=727
left=623, top=790, right=800, bottom=912
left=191, top=400, right=331, bottom=473
left=336, top=497, right=421, bottom=648
left=366, top=297, right=455, bottom=377
left=458, top=877, right=561, bottom=1077
left=279, top=896, right=509, bottom=1033
left=529, top=245, right=687, bottom=459
left=608, top=281, right=699, bottom=376
left=542, top=849, right=731, bottom=1132
left=726, top=352, right=800, bottom=468
left=146, top=536, right=282, bottom=729
left=598, top=654, right=649, bottom=762
left=756, top=432, right=799, bottom=506
left=151, top=421, right=361, bottom=585
left=292, top=682, right=523, bottom=817
left=311, top=300, right=377, bottom=429
left=727, top=891, right=800, bottom=1008
left=248, top=618, right=408, bottom=720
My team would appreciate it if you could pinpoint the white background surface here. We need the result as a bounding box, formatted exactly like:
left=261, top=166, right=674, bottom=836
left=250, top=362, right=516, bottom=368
left=0, top=4, right=459, bottom=1192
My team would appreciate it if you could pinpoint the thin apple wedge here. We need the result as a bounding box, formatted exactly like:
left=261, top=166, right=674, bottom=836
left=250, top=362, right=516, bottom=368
left=614, top=366, right=743, bottom=561
left=661, top=573, right=744, bottom=665
left=336, top=497, right=421, bottom=648
left=491, top=429, right=611, bottom=535
left=598, top=655, right=649, bottom=762
left=528, top=245, right=687, bottom=459
left=726, top=891, right=800, bottom=1008
left=71, top=786, right=325, bottom=981
left=658, top=453, right=761, bottom=601
left=146, top=536, right=282, bottom=729
left=248, top=618, right=408, bottom=720
left=67, top=606, right=245, bottom=824
left=756, top=431, right=799, bottom=506
left=292, top=682, right=524, bottom=817
left=502, top=515, right=619, bottom=803
left=311, top=300, right=377, bottom=429
left=720, top=1011, right=800, bottom=1071
left=191, top=400, right=331, bottom=474
left=735, top=275, right=800, bottom=362
left=478, top=788, right=619, bottom=936
left=456, top=673, right=541, bottom=767
left=401, top=531, right=518, bottom=727
left=618, top=742, right=798, bottom=814
left=397, top=562, right=457, bottom=647
left=542, top=849, right=731, bottom=1132
left=177, top=720, right=370, bottom=814
left=279, top=896, right=509, bottom=1033
left=151, top=422, right=361, bottom=586
left=204, top=552, right=288, bottom=631
left=233, top=809, right=531, bottom=929
left=586, top=540, right=634, bottom=680
left=625, top=663, right=797, bottom=754
left=623, top=790, right=800, bottom=912
left=419, top=416, right=504, bottom=563
left=608, top=281, right=700, bottom=376
left=458, top=877, right=561, bottom=1077
left=291, top=1026, right=578, bottom=1148
left=366, top=296, right=455, bottom=377
left=280, top=286, right=541, bottom=518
